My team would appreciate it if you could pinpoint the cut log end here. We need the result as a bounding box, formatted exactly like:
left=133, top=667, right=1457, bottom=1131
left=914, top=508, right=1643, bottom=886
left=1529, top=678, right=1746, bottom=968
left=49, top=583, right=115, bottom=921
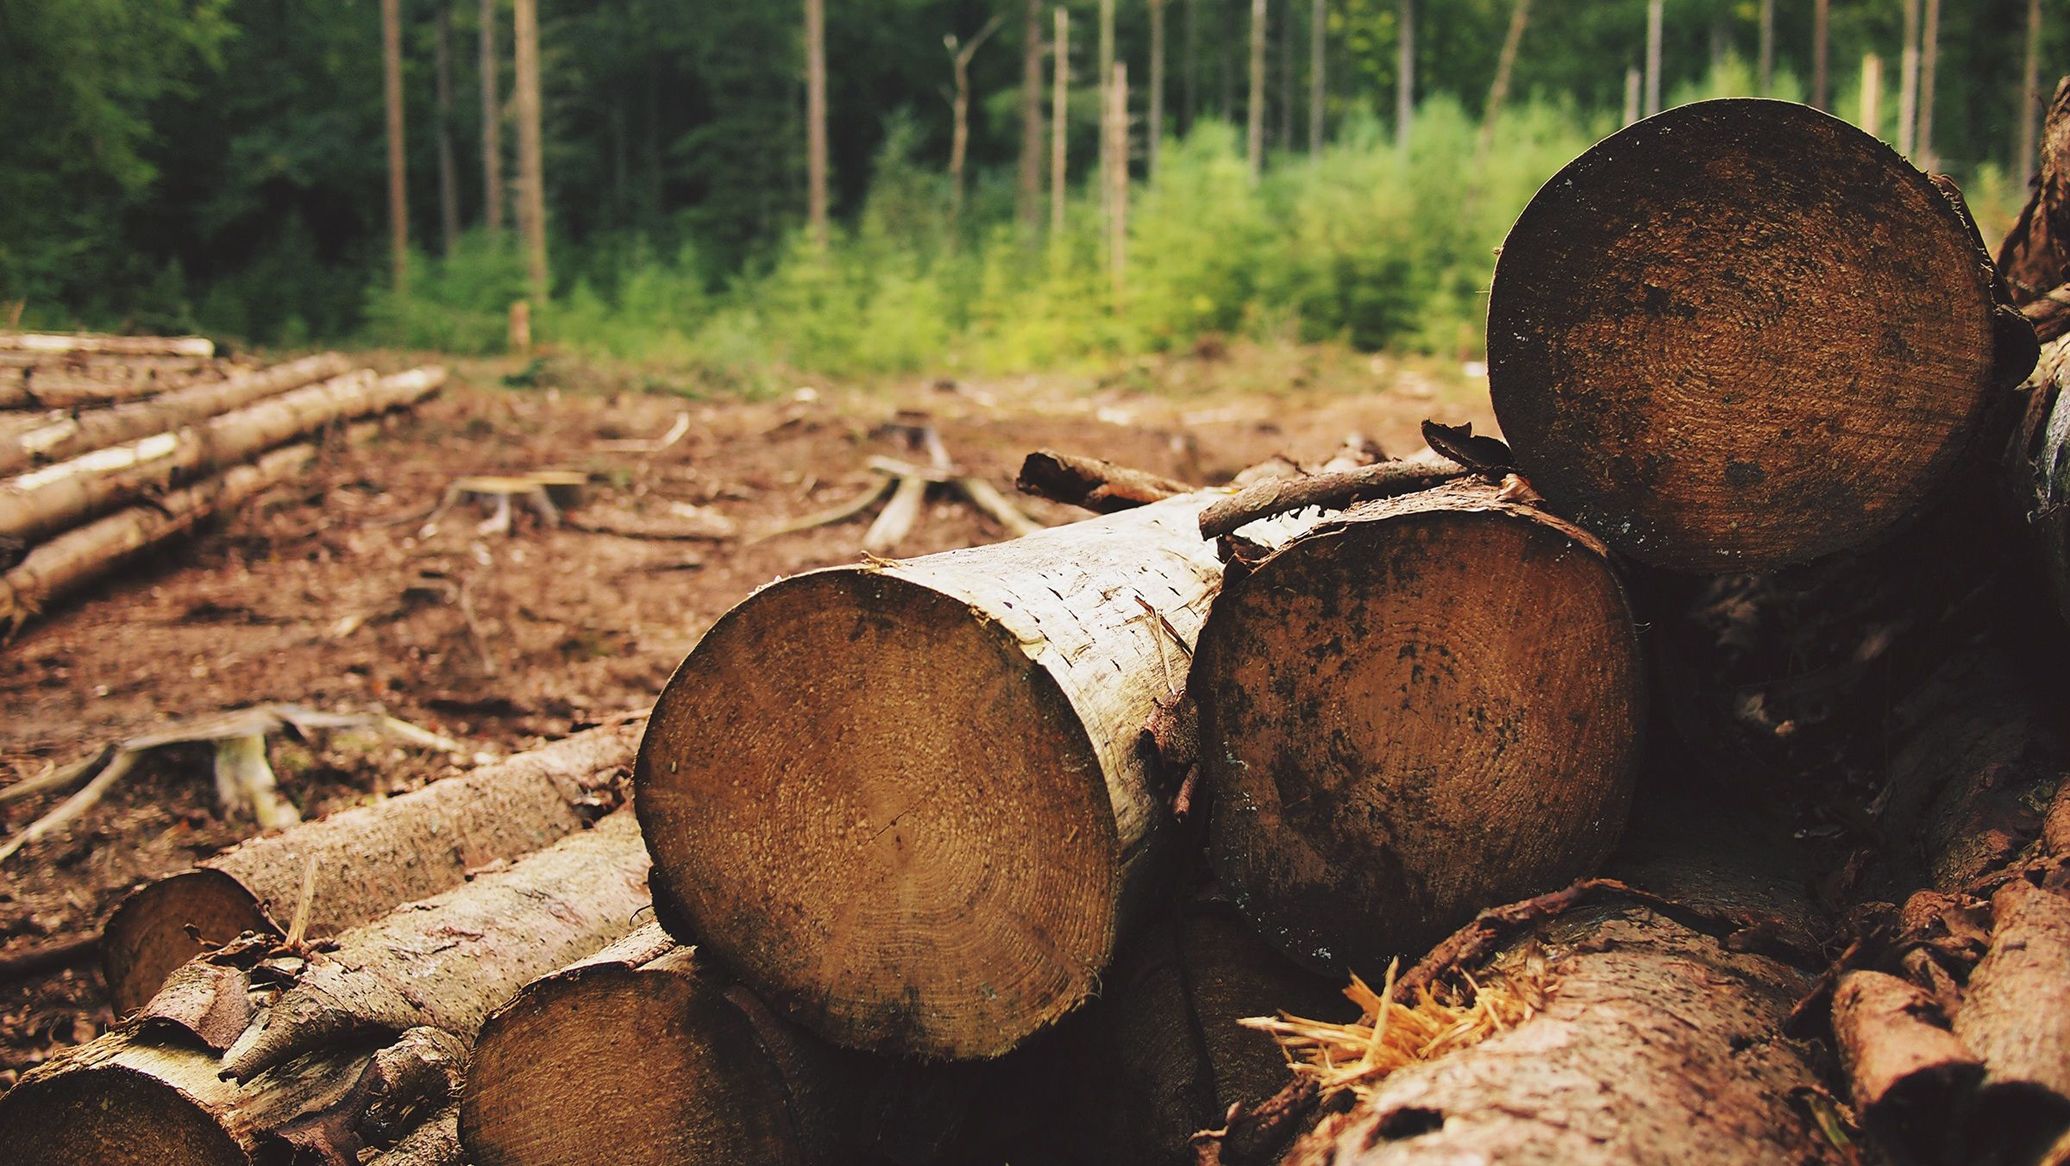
left=638, top=569, right=1119, bottom=1059
left=1489, top=98, right=2007, bottom=572
left=462, top=953, right=806, bottom=1166
left=102, top=870, right=272, bottom=1017
left=1199, top=484, right=1643, bottom=973
left=1, top=1053, right=250, bottom=1166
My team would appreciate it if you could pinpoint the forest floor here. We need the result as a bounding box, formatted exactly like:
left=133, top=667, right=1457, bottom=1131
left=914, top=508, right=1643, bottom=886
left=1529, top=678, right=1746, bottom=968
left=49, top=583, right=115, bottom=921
left=0, top=340, right=1492, bottom=1089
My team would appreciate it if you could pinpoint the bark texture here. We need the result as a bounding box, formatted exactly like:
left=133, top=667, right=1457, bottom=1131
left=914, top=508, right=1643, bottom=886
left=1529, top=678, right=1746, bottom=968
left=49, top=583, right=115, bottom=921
left=103, top=718, right=640, bottom=1014
left=1196, top=480, right=1642, bottom=974
left=1488, top=98, right=2020, bottom=572
left=637, top=494, right=1237, bottom=1059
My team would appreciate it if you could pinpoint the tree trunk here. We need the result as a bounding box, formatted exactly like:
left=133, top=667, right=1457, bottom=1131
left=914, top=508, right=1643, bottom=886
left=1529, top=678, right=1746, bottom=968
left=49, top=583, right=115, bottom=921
left=1757, top=0, right=1773, bottom=95
left=1487, top=99, right=2018, bottom=573
left=804, top=0, right=829, bottom=250
left=1108, top=62, right=1129, bottom=303
left=102, top=718, right=641, bottom=1014
left=1195, top=479, right=1643, bottom=974
left=1098, top=0, right=1116, bottom=221
left=480, top=0, right=505, bottom=233
left=1899, top=0, right=1920, bottom=157
left=1643, top=0, right=1661, bottom=118
left=1275, top=0, right=1294, bottom=150
left=1810, top=0, right=1830, bottom=111
left=2020, top=0, right=2043, bottom=188
left=1149, top=0, right=1167, bottom=178
left=1860, top=53, right=1883, bottom=138
left=1475, top=0, right=1529, bottom=158
left=0, top=333, right=214, bottom=358
left=461, top=924, right=976, bottom=1166
left=946, top=15, right=1003, bottom=231
left=1183, top=0, right=1199, bottom=133
left=1246, top=0, right=1265, bottom=180
left=1307, top=0, right=1323, bottom=153
left=0, top=367, right=443, bottom=547
left=2, top=814, right=648, bottom=1166
left=1050, top=6, right=1070, bottom=240
left=513, top=0, right=547, bottom=299
left=635, top=494, right=1235, bottom=1060
left=1917, top=0, right=1940, bottom=170
left=1394, top=0, right=1412, bottom=151
left=1622, top=65, right=1640, bottom=126
left=0, top=362, right=220, bottom=412
left=0, top=353, right=351, bottom=477
left=435, top=1, right=461, bottom=256
left=1280, top=805, right=1846, bottom=1166
left=384, top=0, right=409, bottom=291
left=1017, top=0, right=1045, bottom=228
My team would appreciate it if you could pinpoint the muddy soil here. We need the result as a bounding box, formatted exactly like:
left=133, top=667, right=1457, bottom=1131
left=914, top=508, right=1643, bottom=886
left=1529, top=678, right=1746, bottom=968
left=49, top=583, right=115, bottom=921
left=0, top=344, right=1490, bottom=1088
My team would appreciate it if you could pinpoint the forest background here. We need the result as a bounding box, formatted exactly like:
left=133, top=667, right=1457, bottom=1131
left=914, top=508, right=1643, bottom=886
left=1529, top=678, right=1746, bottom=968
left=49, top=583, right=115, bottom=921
left=1, top=0, right=2060, bottom=387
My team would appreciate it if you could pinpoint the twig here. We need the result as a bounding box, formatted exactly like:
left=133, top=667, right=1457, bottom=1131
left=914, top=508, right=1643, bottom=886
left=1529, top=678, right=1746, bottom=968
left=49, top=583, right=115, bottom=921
left=284, top=854, right=320, bottom=948
left=593, top=411, right=690, bottom=454
left=1016, top=449, right=1192, bottom=512
left=956, top=477, right=1045, bottom=537
left=746, top=474, right=896, bottom=544
left=0, top=750, right=106, bottom=807
left=0, top=748, right=139, bottom=866
left=1196, top=457, right=1466, bottom=540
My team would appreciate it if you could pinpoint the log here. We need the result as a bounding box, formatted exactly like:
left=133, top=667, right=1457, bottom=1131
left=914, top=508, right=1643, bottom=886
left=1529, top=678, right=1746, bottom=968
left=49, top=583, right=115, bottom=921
left=1830, top=969, right=1981, bottom=1148
left=0, top=352, right=353, bottom=476
left=1488, top=98, right=2025, bottom=573
left=461, top=924, right=975, bottom=1166
left=636, top=494, right=1238, bottom=1059
left=1194, top=479, right=1643, bottom=973
left=1954, top=880, right=2070, bottom=1145
left=1276, top=805, right=1844, bottom=1166
left=1016, top=449, right=1192, bottom=512
left=103, top=718, right=641, bottom=1014
left=372, top=1108, right=463, bottom=1166
left=0, top=332, right=216, bottom=358
left=0, top=365, right=442, bottom=546
left=1995, top=76, right=2070, bottom=306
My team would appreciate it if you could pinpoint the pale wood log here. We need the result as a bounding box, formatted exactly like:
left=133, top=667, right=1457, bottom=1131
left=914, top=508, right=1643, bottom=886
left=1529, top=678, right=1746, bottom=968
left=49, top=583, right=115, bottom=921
left=1954, top=880, right=2070, bottom=1135
left=0, top=366, right=442, bottom=546
left=103, top=719, right=641, bottom=1013
left=0, top=353, right=351, bottom=476
left=0, top=333, right=214, bottom=358
left=638, top=494, right=1246, bottom=1058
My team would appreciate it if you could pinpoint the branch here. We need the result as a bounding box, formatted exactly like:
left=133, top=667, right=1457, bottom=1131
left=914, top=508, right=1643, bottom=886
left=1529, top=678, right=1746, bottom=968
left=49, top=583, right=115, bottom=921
left=1017, top=450, right=1192, bottom=513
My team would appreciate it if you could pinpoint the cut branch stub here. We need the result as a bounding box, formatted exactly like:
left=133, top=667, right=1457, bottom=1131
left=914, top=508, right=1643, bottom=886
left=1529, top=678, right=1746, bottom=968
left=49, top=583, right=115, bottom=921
left=636, top=495, right=1229, bottom=1059
left=1195, top=480, right=1643, bottom=973
left=1488, top=98, right=2010, bottom=572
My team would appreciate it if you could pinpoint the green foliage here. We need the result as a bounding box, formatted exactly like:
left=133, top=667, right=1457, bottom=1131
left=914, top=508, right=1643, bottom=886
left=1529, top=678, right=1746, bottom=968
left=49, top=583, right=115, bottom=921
left=362, top=233, right=529, bottom=355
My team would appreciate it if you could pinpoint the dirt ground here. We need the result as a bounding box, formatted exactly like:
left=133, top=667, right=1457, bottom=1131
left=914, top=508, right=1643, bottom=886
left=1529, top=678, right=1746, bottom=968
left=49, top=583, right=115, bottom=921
left=0, top=342, right=1492, bottom=1089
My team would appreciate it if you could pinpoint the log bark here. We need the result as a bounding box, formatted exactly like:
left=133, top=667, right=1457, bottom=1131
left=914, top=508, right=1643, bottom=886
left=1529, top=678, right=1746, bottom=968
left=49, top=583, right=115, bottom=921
left=1279, top=806, right=1845, bottom=1166
left=0, top=353, right=351, bottom=477
left=1195, top=479, right=1642, bottom=974
left=1954, top=879, right=2070, bottom=1147
left=462, top=923, right=974, bottom=1166
left=0, top=333, right=215, bottom=358
left=0, top=414, right=396, bottom=632
left=103, top=718, right=641, bottom=1014
left=1488, top=98, right=2025, bottom=573
left=1996, top=77, right=2070, bottom=306
left=0, top=366, right=442, bottom=546
left=217, top=809, right=650, bottom=1083
left=636, top=494, right=1237, bottom=1059
left=373, top=1108, right=463, bottom=1166
left=0, top=356, right=226, bottom=411
left=1017, top=449, right=1191, bottom=513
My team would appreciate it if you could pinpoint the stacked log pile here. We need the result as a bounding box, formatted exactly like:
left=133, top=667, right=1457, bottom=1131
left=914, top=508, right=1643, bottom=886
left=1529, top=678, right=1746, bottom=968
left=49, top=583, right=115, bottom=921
left=10, top=96, right=2070, bottom=1166
left=0, top=334, right=446, bottom=633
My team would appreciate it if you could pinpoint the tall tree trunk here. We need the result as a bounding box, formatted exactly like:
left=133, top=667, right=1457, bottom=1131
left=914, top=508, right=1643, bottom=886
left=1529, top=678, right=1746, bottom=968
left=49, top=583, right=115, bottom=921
left=1183, top=0, right=1198, bottom=133
left=513, top=0, right=548, bottom=299
left=1917, top=0, right=1940, bottom=169
left=479, top=0, right=504, bottom=233
left=1108, top=62, right=1129, bottom=304
left=804, top=0, right=829, bottom=249
left=1860, top=53, right=1883, bottom=138
left=1051, top=6, right=1070, bottom=240
left=1307, top=0, right=1324, bottom=153
left=1276, top=0, right=1294, bottom=150
left=2019, top=0, right=2043, bottom=187
left=1643, top=0, right=1662, bottom=117
left=1898, top=0, right=1920, bottom=157
left=1099, top=0, right=1116, bottom=220
left=1623, top=65, right=1641, bottom=126
left=1395, top=0, right=1412, bottom=150
left=434, top=1, right=461, bottom=256
left=1247, top=0, right=1265, bottom=179
left=1811, top=0, right=1831, bottom=112
left=1476, top=0, right=1529, bottom=158
left=1757, top=0, right=1774, bottom=95
left=947, top=16, right=1004, bottom=230
left=1017, top=0, right=1045, bottom=227
left=383, top=0, right=408, bottom=291
left=1149, top=0, right=1166, bottom=178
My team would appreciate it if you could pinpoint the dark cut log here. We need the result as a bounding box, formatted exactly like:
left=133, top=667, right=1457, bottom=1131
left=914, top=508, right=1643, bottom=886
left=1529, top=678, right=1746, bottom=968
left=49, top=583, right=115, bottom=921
left=1193, top=479, right=1643, bottom=974
left=103, top=718, right=640, bottom=1014
left=1278, top=800, right=1845, bottom=1166
left=637, top=495, right=1240, bottom=1059
left=1996, top=76, right=2070, bottom=306
left=1488, top=98, right=2023, bottom=573
left=462, top=924, right=977, bottom=1166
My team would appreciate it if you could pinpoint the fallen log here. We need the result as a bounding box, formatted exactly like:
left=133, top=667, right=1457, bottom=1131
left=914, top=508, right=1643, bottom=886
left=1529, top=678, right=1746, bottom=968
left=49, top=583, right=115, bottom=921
left=1016, top=449, right=1192, bottom=513
left=0, top=352, right=353, bottom=476
left=1488, top=98, right=2027, bottom=573
left=102, top=717, right=640, bottom=1013
left=1953, top=879, right=2070, bottom=1149
left=1193, top=479, right=1643, bottom=974
left=637, top=493, right=1239, bottom=1059
left=372, top=1108, right=463, bottom=1166
left=0, top=365, right=442, bottom=546
left=462, top=923, right=975, bottom=1166
left=0, top=331, right=216, bottom=358
left=1995, top=76, right=2070, bottom=307
left=1269, top=806, right=1844, bottom=1166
